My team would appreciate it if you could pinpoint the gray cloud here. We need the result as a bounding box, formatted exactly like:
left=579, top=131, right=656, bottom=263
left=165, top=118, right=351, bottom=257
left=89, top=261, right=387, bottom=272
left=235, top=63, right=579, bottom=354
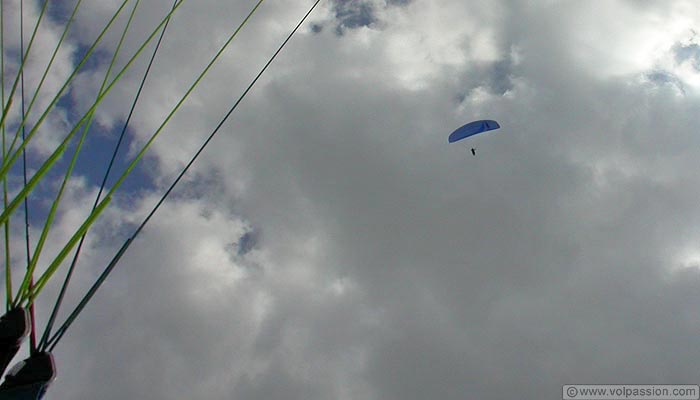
left=333, top=0, right=377, bottom=35
left=674, top=42, right=700, bottom=70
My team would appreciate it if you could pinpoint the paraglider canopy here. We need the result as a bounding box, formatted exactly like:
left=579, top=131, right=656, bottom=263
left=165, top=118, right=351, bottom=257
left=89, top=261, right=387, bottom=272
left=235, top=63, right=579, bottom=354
left=448, top=120, right=500, bottom=143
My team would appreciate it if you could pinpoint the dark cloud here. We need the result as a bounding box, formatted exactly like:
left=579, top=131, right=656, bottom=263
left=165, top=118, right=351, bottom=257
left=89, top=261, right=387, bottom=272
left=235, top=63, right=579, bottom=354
left=645, top=70, right=685, bottom=93
left=237, top=229, right=259, bottom=256
left=674, top=42, right=700, bottom=70
left=332, top=0, right=377, bottom=35
left=311, top=23, right=324, bottom=33
left=330, top=0, right=411, bottom=36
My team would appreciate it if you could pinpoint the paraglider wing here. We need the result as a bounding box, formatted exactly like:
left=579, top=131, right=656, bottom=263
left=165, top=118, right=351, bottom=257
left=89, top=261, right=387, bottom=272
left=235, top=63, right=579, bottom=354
left=448, top=120, right=500, bottom=143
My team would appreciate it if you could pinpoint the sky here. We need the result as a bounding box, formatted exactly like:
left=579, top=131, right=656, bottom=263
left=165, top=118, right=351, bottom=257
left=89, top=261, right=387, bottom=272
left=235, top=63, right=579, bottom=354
left=3, top=0, right=700, bottom=399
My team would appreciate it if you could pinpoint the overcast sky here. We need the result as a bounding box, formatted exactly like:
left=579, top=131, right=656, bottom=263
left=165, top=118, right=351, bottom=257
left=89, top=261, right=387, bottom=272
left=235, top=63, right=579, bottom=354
left=4, top=0, right=700, bottom=399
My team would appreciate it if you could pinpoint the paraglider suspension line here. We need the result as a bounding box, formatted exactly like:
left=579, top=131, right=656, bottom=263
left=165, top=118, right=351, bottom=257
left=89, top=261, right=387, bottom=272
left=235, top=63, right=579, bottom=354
left=19, top=0, right=38, bottom=355
left=38, top=0, right=179, bottom=353
left=44, top=0, right=323, bottom=351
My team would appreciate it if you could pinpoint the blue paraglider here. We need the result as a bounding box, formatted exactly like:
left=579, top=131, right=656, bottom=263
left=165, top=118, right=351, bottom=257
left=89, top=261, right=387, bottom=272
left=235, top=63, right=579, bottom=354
left=448, top=120, right=500, bottom=143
